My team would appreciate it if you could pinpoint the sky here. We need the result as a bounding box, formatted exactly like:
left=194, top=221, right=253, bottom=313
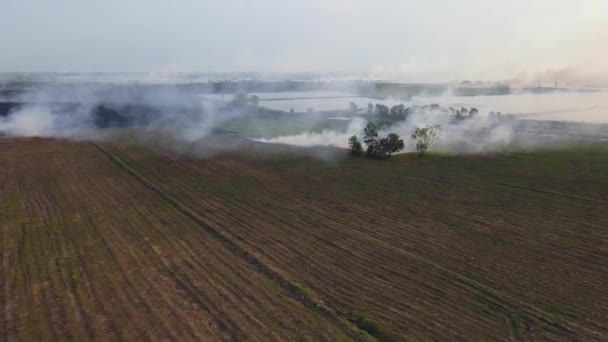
left=1, top=0, right=607, bottom=82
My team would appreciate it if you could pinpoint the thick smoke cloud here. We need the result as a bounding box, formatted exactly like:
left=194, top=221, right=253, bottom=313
left=2, top=78, right=608, bottom=159
left=0, top=83, right=241, bottom=144
left=255, top=97, right=608, bottom=155
left=256, top=119, right=366, bottom=147
left=0, top=106, right=59, bottom=137
left=255, top=110, right=517, bottom=153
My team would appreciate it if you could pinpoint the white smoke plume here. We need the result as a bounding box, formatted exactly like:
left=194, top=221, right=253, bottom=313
left=2, top=77, right=608, bottom=158
left=0, top=82, right=243, bottom=144
left=255, top=118, right=366, bottom=147
left=255, top=104, right=608, bottom=155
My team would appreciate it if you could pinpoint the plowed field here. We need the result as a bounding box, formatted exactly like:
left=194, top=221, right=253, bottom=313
left=2, top=136, right=608, bottom=340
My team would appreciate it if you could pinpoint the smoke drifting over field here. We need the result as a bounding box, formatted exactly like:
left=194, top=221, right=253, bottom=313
left=2, top=78, right=608, bottom=158
left=256, top=102, right=608, bottom=154
left=256, top=111, right=515, bottom=153
left=255, top=119, right=366, bottom=147
left=0, top=84, right=242, bottom=144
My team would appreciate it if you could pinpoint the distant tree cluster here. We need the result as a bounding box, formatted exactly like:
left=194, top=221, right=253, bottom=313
left=231, top=93, right=260, bottom=107
left=362, top=102, right=482, bottom=122
left=366, top=103, right=412, bottom=120
left=348, top=122, right=404, bottom=159
left=232, top=93, right=249, bottom=106
left=349, top=123, right=442, bottom=159
left=448, top=107, right=478, bottom=120
left=374, top=104, right=389, bottom=117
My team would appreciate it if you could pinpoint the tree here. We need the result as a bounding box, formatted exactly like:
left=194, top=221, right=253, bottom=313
left=390, top=104, right=406, bottom=119
left=249, top=95, right=259, bottom=106
left=351, top=122, right=404, bottom=160
left=349, top=102, right=358, bottom=113
left=363, top=121, right=379, bottom=157
left=233, top=93, right=249, bottom=106
left=377, top=133, right=404, bottom=158
left=375, top=104, right=389, bottom=117
left=411, top=125, right=441, bottom=157
left=367, top=102, right=374, bottom=115
left=469, top=107, right=478, bottom=117
left=363, top=121, right=378, bottom=145
left=348, top=135, right=363, bottom=156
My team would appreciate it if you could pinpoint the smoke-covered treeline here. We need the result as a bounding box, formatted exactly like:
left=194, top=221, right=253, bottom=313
left=257, top=102, right=608, bottom=154
left=2, top=78, right=608, bottom=158
left=0, top=82, right=258, bottom=142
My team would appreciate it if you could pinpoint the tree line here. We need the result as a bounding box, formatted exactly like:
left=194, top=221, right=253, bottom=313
left=349, top=102, right=480, bottom=122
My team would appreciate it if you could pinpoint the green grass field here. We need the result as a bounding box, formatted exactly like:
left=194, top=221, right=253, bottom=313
left=219, top=116, right=351, bottom=137
left=2, top=136, right=607, bottom=340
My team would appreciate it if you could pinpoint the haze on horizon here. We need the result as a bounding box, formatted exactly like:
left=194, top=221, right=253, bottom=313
left=1, top=0, right=607, bottom=84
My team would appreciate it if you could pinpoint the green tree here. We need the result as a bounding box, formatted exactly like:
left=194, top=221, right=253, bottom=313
left=363, top=121, right=379, bottom=157
left=411, top=125, right=441, bottom=157
left=367, top=102, right=374, bottom=115
left=377, top=133, right=405, bottom=158
left=348, top=135, right=363, bottom=156
left=349, top=102, right=358, bottom=113
left=249, top=95, right=260, bottom=106
left=354, top=123, right=405, bottom=159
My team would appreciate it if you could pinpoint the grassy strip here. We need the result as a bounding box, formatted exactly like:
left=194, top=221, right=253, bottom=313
left=91, top=142, right=380, bottom=341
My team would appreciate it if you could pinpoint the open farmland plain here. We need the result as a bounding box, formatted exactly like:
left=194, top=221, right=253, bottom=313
left=2, top=136, right=608, bottom=340
left=0, top=138, right=357, bottom=341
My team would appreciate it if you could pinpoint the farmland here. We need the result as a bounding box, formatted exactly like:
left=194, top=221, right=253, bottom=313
left=0, top=138, right=357, bottom=340
left=2, top=135, right=608, bottom=340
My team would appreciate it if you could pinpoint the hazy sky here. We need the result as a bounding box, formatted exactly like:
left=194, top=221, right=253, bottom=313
left=1, top=0, right=607, bottom=81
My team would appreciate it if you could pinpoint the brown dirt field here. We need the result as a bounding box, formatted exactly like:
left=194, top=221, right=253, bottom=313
left=100, top=140, right=608, bottom=341
left=2, top=136, right=608, bottom=341
left=0, top=138, right=359, bottom=341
